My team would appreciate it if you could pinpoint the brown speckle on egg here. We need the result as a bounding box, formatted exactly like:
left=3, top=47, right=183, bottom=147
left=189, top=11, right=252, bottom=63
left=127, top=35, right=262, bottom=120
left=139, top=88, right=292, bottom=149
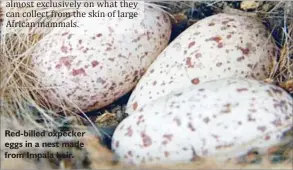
left=191, top=78, right=200, bottom=85
left=164, top=151, right=170, bottom=158
left=133, top=102, right=138, bottom=111
left=125, top=126, right=133, bottom=137
left=141, top=132, right=152, bottom=148
left=188, top=122, right=196, bottom=132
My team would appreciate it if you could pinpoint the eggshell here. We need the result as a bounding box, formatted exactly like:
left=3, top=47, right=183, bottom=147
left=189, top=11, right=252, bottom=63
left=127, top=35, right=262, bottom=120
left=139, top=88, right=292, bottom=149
left=127, top=13, right=277, bottom=114
left=112, top=78, right=293, bottom=165
left=31, top=4, right=171, bottom=112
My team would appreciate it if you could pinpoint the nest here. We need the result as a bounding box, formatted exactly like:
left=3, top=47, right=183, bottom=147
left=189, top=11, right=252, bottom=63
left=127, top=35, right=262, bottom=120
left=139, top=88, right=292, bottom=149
left=0, top=1, right=292, bottom=169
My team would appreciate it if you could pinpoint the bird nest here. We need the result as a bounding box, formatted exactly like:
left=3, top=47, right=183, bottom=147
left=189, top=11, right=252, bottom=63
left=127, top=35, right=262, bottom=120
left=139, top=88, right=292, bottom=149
left=0, top=1, right=292, bottom=169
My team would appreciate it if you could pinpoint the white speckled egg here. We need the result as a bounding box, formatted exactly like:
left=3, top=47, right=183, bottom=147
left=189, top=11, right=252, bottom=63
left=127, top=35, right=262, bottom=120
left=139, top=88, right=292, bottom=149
left=112, top=77, right=293, bottom=165
left=31, top=4, right=171, bottom=112
left=127, top=13, right=277, bottom=114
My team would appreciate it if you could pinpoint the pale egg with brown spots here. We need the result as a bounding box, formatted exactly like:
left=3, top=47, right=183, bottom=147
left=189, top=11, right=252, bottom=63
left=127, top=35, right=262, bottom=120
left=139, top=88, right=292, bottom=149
left=127, top=13, right=277, bottom=114
left=31, top=4, right=171, bottom=112
left=112, top=77, right=293, bottom=165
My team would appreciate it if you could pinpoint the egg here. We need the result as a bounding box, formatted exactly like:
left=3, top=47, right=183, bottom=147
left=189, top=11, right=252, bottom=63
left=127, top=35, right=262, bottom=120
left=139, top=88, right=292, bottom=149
left=112, top=77, right=293, bottom=165
left=127, top=13, right=277, bottom=114
left=31, top=4, right=171, bottom=112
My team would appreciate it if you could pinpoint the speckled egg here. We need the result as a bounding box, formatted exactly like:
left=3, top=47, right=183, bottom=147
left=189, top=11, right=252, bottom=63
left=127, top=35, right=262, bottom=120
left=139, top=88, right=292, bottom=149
left=112, top=77, right=293, bottom=165
left=31, top=4, right=171, bottom=112
left=127, top=13, right=277, bottom=114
